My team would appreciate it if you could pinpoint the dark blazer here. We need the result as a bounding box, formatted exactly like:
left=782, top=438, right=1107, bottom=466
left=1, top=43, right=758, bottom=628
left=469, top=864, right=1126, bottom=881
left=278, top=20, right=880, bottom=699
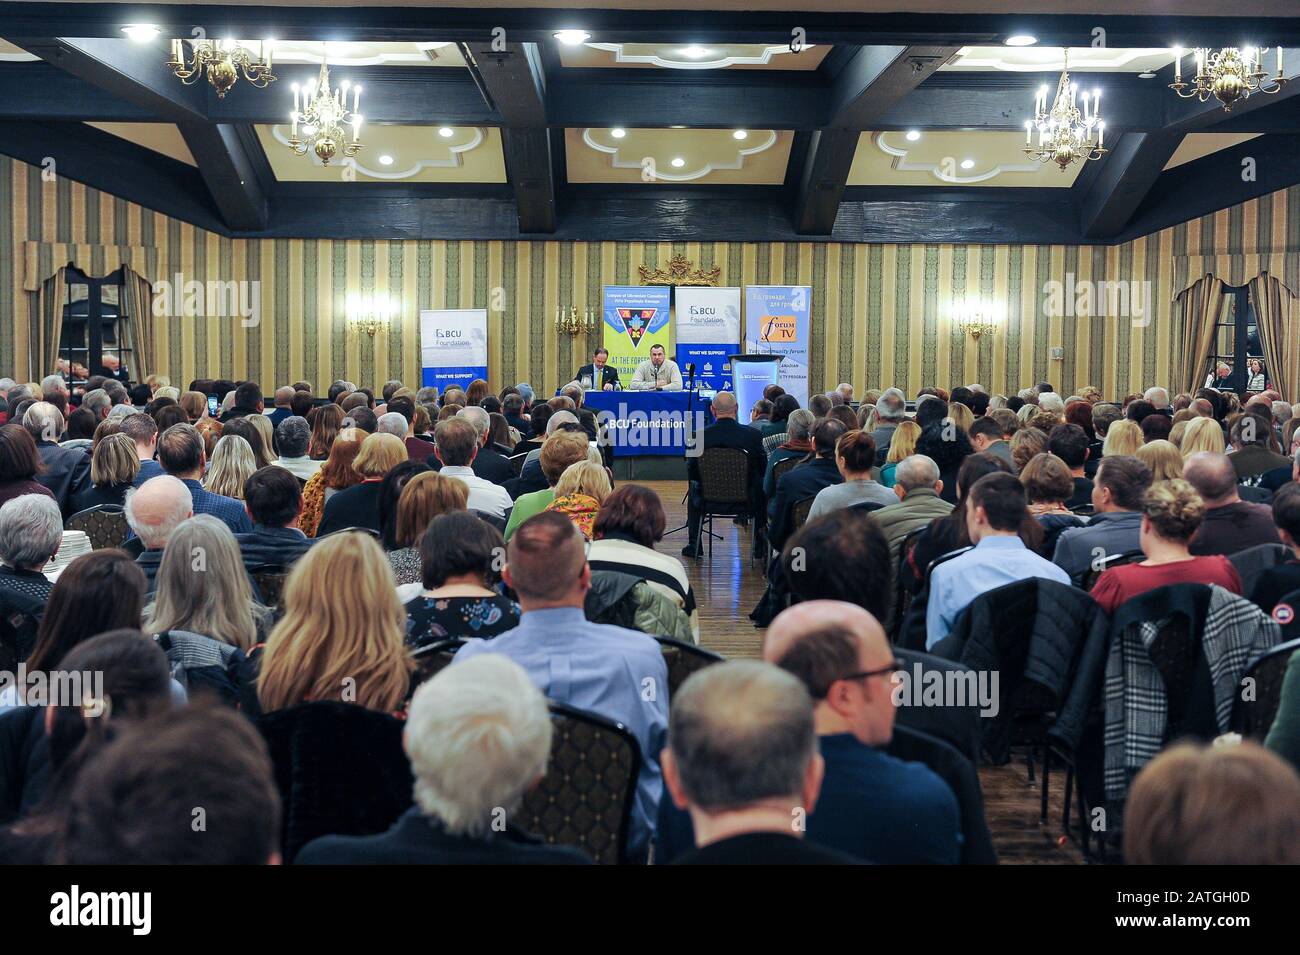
left=427, top=446, right=514, bottom=485
left=505, top=413, right=532, bottom=439
left=316, top=480, right=384, bottom=536
left=295, top=807, right=592, bottom=865
left=70, top=481, right=131, bottom=514
left=1189, top=501, right=1281, bottom=556
left=768, top=457, right=843, bottom=549
left=671, top=831, right=859, bottom=865
left=135, top=549, right=164, bottom=592
left=575, top=363, right=620, bottom=390
left=235, top=524, right=315, bottom=572
left=34, top=440, right=89, bottom=516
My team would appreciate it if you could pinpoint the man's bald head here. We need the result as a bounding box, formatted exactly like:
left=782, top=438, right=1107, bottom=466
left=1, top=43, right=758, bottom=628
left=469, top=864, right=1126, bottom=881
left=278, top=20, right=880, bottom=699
left=124, top=475, right=193, bottom=549
left=711, top=391, right=738, bottom=418
left=1183, top=451, right=1239, bottom=505
left=895, top=453, right=940, bottom=492
left=1190, top=398, right=1214, bottom=418
left=765, top=601, right=889, bottom=674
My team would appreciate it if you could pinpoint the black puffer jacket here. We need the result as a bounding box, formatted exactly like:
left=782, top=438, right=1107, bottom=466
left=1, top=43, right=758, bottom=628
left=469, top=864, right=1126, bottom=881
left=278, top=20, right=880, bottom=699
left=930, top=578, right=1106, bottom=763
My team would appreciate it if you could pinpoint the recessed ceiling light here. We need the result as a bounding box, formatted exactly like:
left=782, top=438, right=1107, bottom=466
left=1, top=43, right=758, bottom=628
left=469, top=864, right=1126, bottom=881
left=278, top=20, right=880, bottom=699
left=670, top=125, right=686, bottom=129
left=1138, top=71, right=1157, bottom=79
left=1004, top=35, right=1037, bottom=47
left=611, top=127, right=627, bottom=138
left=554, top=30, right=591, bottom=45
left=905, top=130, right=922, bottom=142
left=671, top=157, right=686, bottom=168
left=681, top=46, right=711, bottom=59
left=120, top=24, right=160, bottom=42
left=378, top=154, right=394, bottom=166
left=960, top=159, right=975, bottom=170
left=733, top=129, right=748, bottom=140
left=438, top=127, right=454, bottom=138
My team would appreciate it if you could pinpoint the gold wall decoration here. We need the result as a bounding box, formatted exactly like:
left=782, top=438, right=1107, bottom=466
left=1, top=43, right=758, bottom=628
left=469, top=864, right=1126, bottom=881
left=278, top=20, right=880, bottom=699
left=638, top=253, right=721, bottom=286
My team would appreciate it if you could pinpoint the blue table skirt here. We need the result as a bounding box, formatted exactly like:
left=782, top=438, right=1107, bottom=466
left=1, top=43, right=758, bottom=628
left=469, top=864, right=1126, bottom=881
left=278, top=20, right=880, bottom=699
left=583, top=390, right=713, bottom=457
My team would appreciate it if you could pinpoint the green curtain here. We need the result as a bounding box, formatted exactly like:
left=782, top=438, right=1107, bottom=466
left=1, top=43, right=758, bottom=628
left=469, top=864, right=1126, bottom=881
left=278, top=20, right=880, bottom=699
left=38, top=268, right=69, bottom=382
left=121, top=267, right=156, bottom=381
left=1174, top=274, right=1226, bottom=395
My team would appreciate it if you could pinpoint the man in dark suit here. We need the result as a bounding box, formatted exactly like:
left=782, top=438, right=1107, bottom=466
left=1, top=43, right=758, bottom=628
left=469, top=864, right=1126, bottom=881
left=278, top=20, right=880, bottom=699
left=768, top=418, right=848, bottom=551
left=502, top=393, right=532, bottom=439
left=426, top=406, right=513, bottom=485
left=296, top=654, right=591, bottom=866
left=574, top=347, right=620, bottom=392
left=235, top=466, right=314, bottom=573
left=684, top=391, right=767, bottom=557
left=24, top=402, right=89, bottom=517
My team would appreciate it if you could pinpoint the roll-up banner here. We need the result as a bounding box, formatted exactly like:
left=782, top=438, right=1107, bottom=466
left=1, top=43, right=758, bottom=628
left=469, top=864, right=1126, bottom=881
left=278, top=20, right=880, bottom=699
left=743, top=285, right=811, bottom=405
left=602, top=285, right=672, bottom=384
left=674, top=286, right=741, bottom=392
left=419, top=308, right=488, bottom=389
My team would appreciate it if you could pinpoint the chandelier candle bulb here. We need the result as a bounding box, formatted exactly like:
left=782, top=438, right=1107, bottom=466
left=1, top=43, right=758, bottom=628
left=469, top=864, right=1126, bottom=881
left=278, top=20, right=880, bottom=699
left=1174, top=49, right=1182, bottom=82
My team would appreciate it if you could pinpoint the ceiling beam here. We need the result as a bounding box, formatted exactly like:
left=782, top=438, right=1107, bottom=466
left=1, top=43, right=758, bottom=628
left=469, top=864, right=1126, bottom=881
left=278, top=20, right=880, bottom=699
left=0, top=62, right=155, bottom=120
left=462, top=40, right=555, bottom=232
left=1077, top=131, right=1184, bottom=239
left=178, top=123, right=271, bottom=231
left=10, top=35, right=206, bottom=122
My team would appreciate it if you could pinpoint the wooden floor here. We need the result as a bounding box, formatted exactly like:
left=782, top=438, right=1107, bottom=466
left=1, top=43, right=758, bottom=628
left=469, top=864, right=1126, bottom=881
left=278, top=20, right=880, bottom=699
left=644, top=480, right=1084, bottom=864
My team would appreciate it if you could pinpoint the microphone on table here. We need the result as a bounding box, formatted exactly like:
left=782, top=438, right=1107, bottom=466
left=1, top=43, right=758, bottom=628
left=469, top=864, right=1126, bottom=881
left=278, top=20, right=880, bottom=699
left=687, top=363, right=696, bottom=390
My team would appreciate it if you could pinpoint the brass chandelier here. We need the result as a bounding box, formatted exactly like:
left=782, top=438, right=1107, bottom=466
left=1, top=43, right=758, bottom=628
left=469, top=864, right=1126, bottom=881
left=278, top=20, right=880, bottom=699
left=555, top=305, right=597, bottom=337
left=1023, top=53, right=1106, bottom=171
left=167, top=38, right=275, bottom=98
left=288, top=60, right=364, bottom=166
left=1170, top=46, right=1287, bottom=111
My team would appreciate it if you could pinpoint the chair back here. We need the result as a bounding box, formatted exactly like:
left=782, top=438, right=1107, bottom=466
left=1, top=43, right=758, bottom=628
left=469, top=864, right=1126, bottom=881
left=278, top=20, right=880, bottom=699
left=518, top=702, right=641, bottom=865
left=696, top=447, right=750, bottom=510
left=889, top=525, right=929, bottom=642
left=250, top=566, right=291, bottom=611
left=1080, top=549, right=1145, bottom=592
left=655, top=637, right=724, bottom=699
left=887, top=725, right=997, bottom=865
left=255, top=701, right=413, bottom=863
left=1231, top=637, right=1300, bottom=739
left=1230, top=542, right=1293, bottom=597
left=66, top=505, right=129, bottom=550
left=320, top=526, right=382, bottom=540
left=771, top=456, right=800, bottom=487
left=0, top=609, right=40, bottom=674
left=508, top=453, right=528, bottom=476
left=1069, top=503, right=1095, bottom=517
left=892, top=648, right=984, bottom=764
left=790, top=495, right=817, bottom=534
left=410, top=638, right=466, bottom=692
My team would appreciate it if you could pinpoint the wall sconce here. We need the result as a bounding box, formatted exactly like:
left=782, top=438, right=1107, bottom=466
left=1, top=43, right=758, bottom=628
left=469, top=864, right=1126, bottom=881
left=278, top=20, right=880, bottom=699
left=953, top=301, right=999, bottom=340
left=346, top=292, right=399, bottom=337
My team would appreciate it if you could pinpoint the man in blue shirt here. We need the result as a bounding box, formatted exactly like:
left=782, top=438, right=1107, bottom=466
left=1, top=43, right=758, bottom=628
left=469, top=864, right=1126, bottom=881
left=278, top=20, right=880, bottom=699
left=156, top=423, right=252, bottom=535
left=926, top=471, right=1070, bottom=649
left=1052, top=455, right=1152, bottom=585
left=454, top=511, right=669, bottom=859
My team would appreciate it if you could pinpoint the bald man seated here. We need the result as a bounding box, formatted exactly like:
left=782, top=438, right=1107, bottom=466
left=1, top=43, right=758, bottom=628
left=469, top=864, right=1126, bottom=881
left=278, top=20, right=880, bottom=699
left=683, top=390, right=767, bottom=558
left=655, top=600, right=962, bottom=864
left=1185, top=451, right=1281, bottom=557
left=123, top=475, right=193, bottom=591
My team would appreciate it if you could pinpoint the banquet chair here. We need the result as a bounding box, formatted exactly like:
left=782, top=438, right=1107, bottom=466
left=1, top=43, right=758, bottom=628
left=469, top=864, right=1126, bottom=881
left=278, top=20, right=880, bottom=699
left=65, top=505, right=129, bottom=550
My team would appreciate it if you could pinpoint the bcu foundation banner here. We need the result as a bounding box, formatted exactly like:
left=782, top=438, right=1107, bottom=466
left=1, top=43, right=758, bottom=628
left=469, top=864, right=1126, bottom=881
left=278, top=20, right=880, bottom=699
left=744, top=285, right=811, bottom=405
left=420, top=308, right=488, bottom=390
left=674, top=286, right=741, bottom=392
left=602, top=285, right=672, bottom=384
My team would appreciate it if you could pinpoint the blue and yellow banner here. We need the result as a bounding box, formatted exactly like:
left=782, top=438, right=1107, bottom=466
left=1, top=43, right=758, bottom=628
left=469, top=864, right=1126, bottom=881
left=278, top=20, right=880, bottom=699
left=602, top=285, right=672, bottom=384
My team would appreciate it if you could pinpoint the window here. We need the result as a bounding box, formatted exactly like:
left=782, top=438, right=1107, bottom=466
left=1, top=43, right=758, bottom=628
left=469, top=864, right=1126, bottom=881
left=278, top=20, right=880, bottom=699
left=1205, top=285, right=1267, bottom=394
left=58, top=267, right=134, bottom=385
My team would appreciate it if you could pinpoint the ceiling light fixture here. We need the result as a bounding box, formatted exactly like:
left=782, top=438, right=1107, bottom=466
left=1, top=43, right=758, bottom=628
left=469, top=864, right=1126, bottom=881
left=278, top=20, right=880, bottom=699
left=960, top=159, right=975, bottom=170
left=554, top=30, right=591, bottom=46
left=611, top=127, right=627, bottom=138
left=379, top=154, right=394, bottom=166
left=733, top=129, right=748, bottom=140
left=121, top=24, right=160, bottom=42
left=286, top=54, right=363, bottom=166
left=1023, top=50, right=1107, bottom=170
left=905, top=130, right=922, bottom=141
left=681, top=46, right=711, bottom=59
left=1170, top=45, right=1287, bottom=110
left=1004, top=35, right=1038, bottom=47
left=1138, top=71, right=1157, bottom=79
left=438, top=126, right=454, bottom=138
left=167, top=38, right=276, bottom=98
left=671, top=157, right=686, bottom=167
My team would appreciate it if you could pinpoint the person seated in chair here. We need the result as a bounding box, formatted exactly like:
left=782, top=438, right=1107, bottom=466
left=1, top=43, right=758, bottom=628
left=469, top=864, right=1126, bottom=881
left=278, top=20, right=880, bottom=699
left=235, top=466, right=315, bottom=574
left=808, top=429, right=896, bottom=520
left=1185, top=451, right=1281, bottom=556
left=1249, top=483, right=1300, bottom=620
left=683, top=391, right=766, bottom=558
left=296, top=654, right=590, bottom=865
left=0, top=494, right=61, bottom=622
left=574, top=346, right=620, bottom=392
left=767, top=418, right=847, bottom=553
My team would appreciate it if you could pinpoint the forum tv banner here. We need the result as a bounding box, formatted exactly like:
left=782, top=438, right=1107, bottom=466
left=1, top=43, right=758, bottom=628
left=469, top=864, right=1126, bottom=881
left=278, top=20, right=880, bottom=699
left=744, top=285, right=811, bottom=405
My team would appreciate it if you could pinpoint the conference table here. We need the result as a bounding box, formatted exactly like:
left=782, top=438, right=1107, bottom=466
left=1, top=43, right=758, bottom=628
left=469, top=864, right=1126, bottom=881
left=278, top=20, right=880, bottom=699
left=582, top=390, right=714, bottom=457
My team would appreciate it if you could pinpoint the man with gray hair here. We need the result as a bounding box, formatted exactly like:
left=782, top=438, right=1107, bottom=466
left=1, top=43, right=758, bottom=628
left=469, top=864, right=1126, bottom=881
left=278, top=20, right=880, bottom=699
left=870, top=454, right=953, bottom=562
left=272, top=415, right=319, bottom=481
left=0, top=494, right=62, bottom=617
left=445, top=405, right=513, bottom=484
left=663, top=660, right=856, bottom=865
left=80, top=388, right=111, bottom=422
left=107, top=403, right=139, bottom=423
left=836, top=383, right=854, bottom=404
left=103, top=379, right=128, bottom=407
left=763, top=408, right=816, bottom=497
left=376, top=411, right=409, bottom=440
left=40, top=373, right=69, bottom=403
left=267, top=385, right=296, bottom=429
left=24, top=402, right=89, bottom=517
left=123, top=475, right=193, bottom=589
left=685, top=390, right=767, bottom=558
left=297, top=654, right=591, bottom=865
left=1143, top=386, right=1170, bottom=412
left=871, top=388, right=907, bottom=464
left=1037, top=391, right=1065, bottom=416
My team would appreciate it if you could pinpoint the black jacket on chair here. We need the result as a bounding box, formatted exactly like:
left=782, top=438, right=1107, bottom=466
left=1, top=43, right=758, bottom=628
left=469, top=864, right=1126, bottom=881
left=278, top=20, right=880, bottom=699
left=296, top=807, right=592, bottom=865
left=316, top=480, right=384, bottom=536
left=235, top=524, right=315, bottom=572
left=768, top=457, right=842, bottom=550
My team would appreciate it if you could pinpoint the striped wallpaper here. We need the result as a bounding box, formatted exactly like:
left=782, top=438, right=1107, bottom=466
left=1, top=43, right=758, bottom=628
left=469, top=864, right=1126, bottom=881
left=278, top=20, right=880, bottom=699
left=4, top=154, right=1299, bottom=399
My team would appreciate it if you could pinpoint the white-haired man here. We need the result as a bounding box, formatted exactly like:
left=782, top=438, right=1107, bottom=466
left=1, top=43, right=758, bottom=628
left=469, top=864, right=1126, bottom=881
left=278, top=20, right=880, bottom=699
left=438, top=405, right=512, bottom=484
left=296, top=654, right=591, bottom=865
left=871, top=388, right=907, bottom=465
left=0, top=494, right=62, bottom=619
left=23, top=402, right=89, bottom=517
left=871, top=454, right=953, bottom=562
left=836, top=383, right=854, bottom=404
left=123, top=475, right=193, bottom=590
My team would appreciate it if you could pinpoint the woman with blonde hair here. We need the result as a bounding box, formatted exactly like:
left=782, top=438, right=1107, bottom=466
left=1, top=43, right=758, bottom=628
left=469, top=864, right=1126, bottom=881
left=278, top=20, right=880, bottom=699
left=1180, top=416, right=1226, bottom=459
left=179, top=390, right=209, bottom=423
left=203, top=434, right=257, bottom=500
left=300, top=426, right=365, bottom=537
left=71, top=432, right=140, bottom=511
left=544, top=459, right=613, bottom=539
left=387, top=472, right=469, bottom=585
left=1089, top=479, right=1243, bottom=613
left=946, top=402, right=974, bottom=434
left=316, top=432, right=408, bottom=537
left=1102, top=419, right=1143, bottom=458
left=202, top=436, right=256, bottom=504
left=856, top=404, right=879, bottom=433
left=309, top=403, right=344, bottom=460
left=1136, top=439, right=1184, bottom=482
left=257, top=532, right=413, bottom=715
left=247, top=413, right=278, bottom=468
left=880, top=419, right=922, bottom=487
left=145, top=514, right=270, bottom=652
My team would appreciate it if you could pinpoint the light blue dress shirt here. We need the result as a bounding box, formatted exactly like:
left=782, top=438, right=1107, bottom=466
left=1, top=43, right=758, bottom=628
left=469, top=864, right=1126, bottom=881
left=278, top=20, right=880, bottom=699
left=453, top=606, right=670, bottom=856
left=925, top=535, right=1072, bottom=649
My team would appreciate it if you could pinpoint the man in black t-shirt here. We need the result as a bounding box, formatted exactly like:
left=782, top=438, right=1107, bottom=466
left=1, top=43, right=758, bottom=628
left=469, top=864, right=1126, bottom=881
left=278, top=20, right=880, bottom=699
left=1250, top=484, right=1300, bottom=623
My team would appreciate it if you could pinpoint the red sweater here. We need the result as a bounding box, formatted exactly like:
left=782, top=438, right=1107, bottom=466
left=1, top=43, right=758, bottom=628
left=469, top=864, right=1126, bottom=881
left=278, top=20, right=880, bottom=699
left=1089, top=556, right=1243, bottom=614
